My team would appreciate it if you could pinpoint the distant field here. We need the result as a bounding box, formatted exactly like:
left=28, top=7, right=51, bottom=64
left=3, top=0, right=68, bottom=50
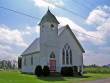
left=84, top=67, right=110, bottom=74
left=0, top=70, right=110, bottom=83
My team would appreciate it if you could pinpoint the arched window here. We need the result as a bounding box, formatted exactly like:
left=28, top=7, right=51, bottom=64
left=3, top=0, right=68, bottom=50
left=31, top=56, right=33, bottom=65
left=50, top=52, right=55, bottom=59
left=62, top=48, right=65, bottom=64
left=66, top=50, right=69, bottom=64
left=70, top=50, right=72, bottom=65
left=62, top=43, right=72, bottom=65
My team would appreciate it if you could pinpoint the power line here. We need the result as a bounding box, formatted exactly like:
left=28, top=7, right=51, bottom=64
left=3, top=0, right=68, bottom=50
left=0, top=6, right=40, bottom=19
left=72, top=29, right=102, bottom=40
left=71, top=0, right=91, bottom=11
left=42, top=0, right=85, bottom=19
left=0, top=6, right=103, bottom=41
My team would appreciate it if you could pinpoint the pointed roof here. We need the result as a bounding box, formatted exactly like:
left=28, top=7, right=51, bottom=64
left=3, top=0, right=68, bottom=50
left=58, top=25, right=85, bottom=53
left=39, top=9, right=59, bottom=25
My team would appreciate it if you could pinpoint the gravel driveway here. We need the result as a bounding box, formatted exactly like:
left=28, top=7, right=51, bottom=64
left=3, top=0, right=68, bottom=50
left=84, top=78, right=110, bottom=83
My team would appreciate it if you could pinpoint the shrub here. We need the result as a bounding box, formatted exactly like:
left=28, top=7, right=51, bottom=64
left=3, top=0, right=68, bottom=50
left=43, top=66, right=50, bottom=76
left=35, top=65, right=43, bottom=77
left=61, top=67, right=73, bottom=76
left=61, top=67, right=65, bottom=76
left=68, top=67, right=73, bottom=76
left=73, top=66, right=78, bottom=76
left=73, top=66, right=78, bottom=73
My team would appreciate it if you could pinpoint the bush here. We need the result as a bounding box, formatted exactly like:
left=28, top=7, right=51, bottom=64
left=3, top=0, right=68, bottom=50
left=68, top=67, right=73, bottom=76
left=61, top=67, right=65, bottom=76
left=73, top=66, right=78, bottom=73
left=43, top=66, right=50, bottom=76
left=61, top=67, right=73, bottom=76
left=73, top=66, right=78, bottom=76
left=35, top=65, right=43, bottom=77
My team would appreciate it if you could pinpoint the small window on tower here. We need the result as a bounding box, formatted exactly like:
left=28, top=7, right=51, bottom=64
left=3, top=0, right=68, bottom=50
left=51, top=24, right=54, bottom=30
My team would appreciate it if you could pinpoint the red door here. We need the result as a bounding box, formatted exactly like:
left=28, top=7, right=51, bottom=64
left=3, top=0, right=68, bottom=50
left=49, top=59, right=56, bottom=72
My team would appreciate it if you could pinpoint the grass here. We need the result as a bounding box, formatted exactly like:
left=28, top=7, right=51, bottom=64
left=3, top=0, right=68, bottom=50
left=0, top=70, right=110, bottom=83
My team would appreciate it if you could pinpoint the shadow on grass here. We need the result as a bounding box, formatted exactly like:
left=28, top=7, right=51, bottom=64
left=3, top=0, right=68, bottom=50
left=81, top=75, right=91, bottom=78
left=37, top=75, right=91, bottom=81
left=21, top=72, right=91, bottom=81
left=38, top=76, right=65, bottom=81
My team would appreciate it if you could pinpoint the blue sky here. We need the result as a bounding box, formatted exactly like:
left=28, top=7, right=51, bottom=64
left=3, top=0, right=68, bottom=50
left=0, top=0, right=110, bottom=65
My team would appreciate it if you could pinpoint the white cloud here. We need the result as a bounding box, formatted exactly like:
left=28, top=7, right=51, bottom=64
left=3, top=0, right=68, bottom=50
left=86, top=5, right=110, bottom=26
left=0, top=44, right=12, bottom=52
left=97, top=18, right=110, bottom=37
left=33, top=0, right=64, bottom=9
left=0, top=25, right=27, bottom=47
left=0, top=25, right=34, bottom=60
left=57, top=16, right=86, bottom=33
left=0, top=44, right=18, bottom=61
left=57, top=16, right=105, bottom=45
left=0, top=50, right=18, bottom=61
left=22, top=25, right=40, bottom=36
left=84, top=5, right=110, bottom=45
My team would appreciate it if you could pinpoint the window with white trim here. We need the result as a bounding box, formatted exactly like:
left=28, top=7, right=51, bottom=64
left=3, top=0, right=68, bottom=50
left=62, top=43, right=72, bottom=65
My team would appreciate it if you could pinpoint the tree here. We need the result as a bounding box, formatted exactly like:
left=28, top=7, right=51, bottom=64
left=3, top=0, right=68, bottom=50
left=18, top=57, right=22, bottom=69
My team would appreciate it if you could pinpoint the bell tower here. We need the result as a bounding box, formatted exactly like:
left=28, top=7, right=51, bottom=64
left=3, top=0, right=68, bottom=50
left=39, top=9, right=59, bottom=66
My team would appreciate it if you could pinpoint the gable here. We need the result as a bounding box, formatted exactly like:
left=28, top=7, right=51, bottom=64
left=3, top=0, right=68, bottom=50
left=59, top=25, right=85, bottom=53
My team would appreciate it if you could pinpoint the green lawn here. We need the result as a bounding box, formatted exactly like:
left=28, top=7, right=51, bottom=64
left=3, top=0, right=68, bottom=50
left=0, top=71, right=110, bottom=83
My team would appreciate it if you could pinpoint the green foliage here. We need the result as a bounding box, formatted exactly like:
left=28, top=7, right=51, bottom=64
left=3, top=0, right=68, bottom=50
left=61, top=67, right=73, bottom=76
left=35, top=65, right=43, bottom=77
left=73, top=66, right=78, bottom=73
left=43, top=66, right=50, bottom=76
left=84, top=67, right=110, bottom=74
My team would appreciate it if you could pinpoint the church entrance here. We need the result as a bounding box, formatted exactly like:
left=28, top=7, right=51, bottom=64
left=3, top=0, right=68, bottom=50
left=49, top=52, right=56, bottom=72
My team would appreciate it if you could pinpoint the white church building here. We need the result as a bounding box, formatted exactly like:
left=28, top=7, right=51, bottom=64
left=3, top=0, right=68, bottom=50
left=21, top=9, right=85, bottom=74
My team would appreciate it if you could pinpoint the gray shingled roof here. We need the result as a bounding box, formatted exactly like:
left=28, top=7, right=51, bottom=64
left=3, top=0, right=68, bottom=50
left=58, top=26, right=65, bottom=36
left=39, top=9, right=59, bottom=25
left=21, top=38, right=40, bottom=56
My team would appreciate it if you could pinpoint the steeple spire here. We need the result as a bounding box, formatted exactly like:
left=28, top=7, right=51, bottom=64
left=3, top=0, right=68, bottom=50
left=48, top=6, right=49, bottom=11
left=39, top=8, right=59, bottom=25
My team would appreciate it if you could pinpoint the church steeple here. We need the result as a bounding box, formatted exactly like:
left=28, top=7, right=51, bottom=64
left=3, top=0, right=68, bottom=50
left=39, top=9, right=59, bottom=25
